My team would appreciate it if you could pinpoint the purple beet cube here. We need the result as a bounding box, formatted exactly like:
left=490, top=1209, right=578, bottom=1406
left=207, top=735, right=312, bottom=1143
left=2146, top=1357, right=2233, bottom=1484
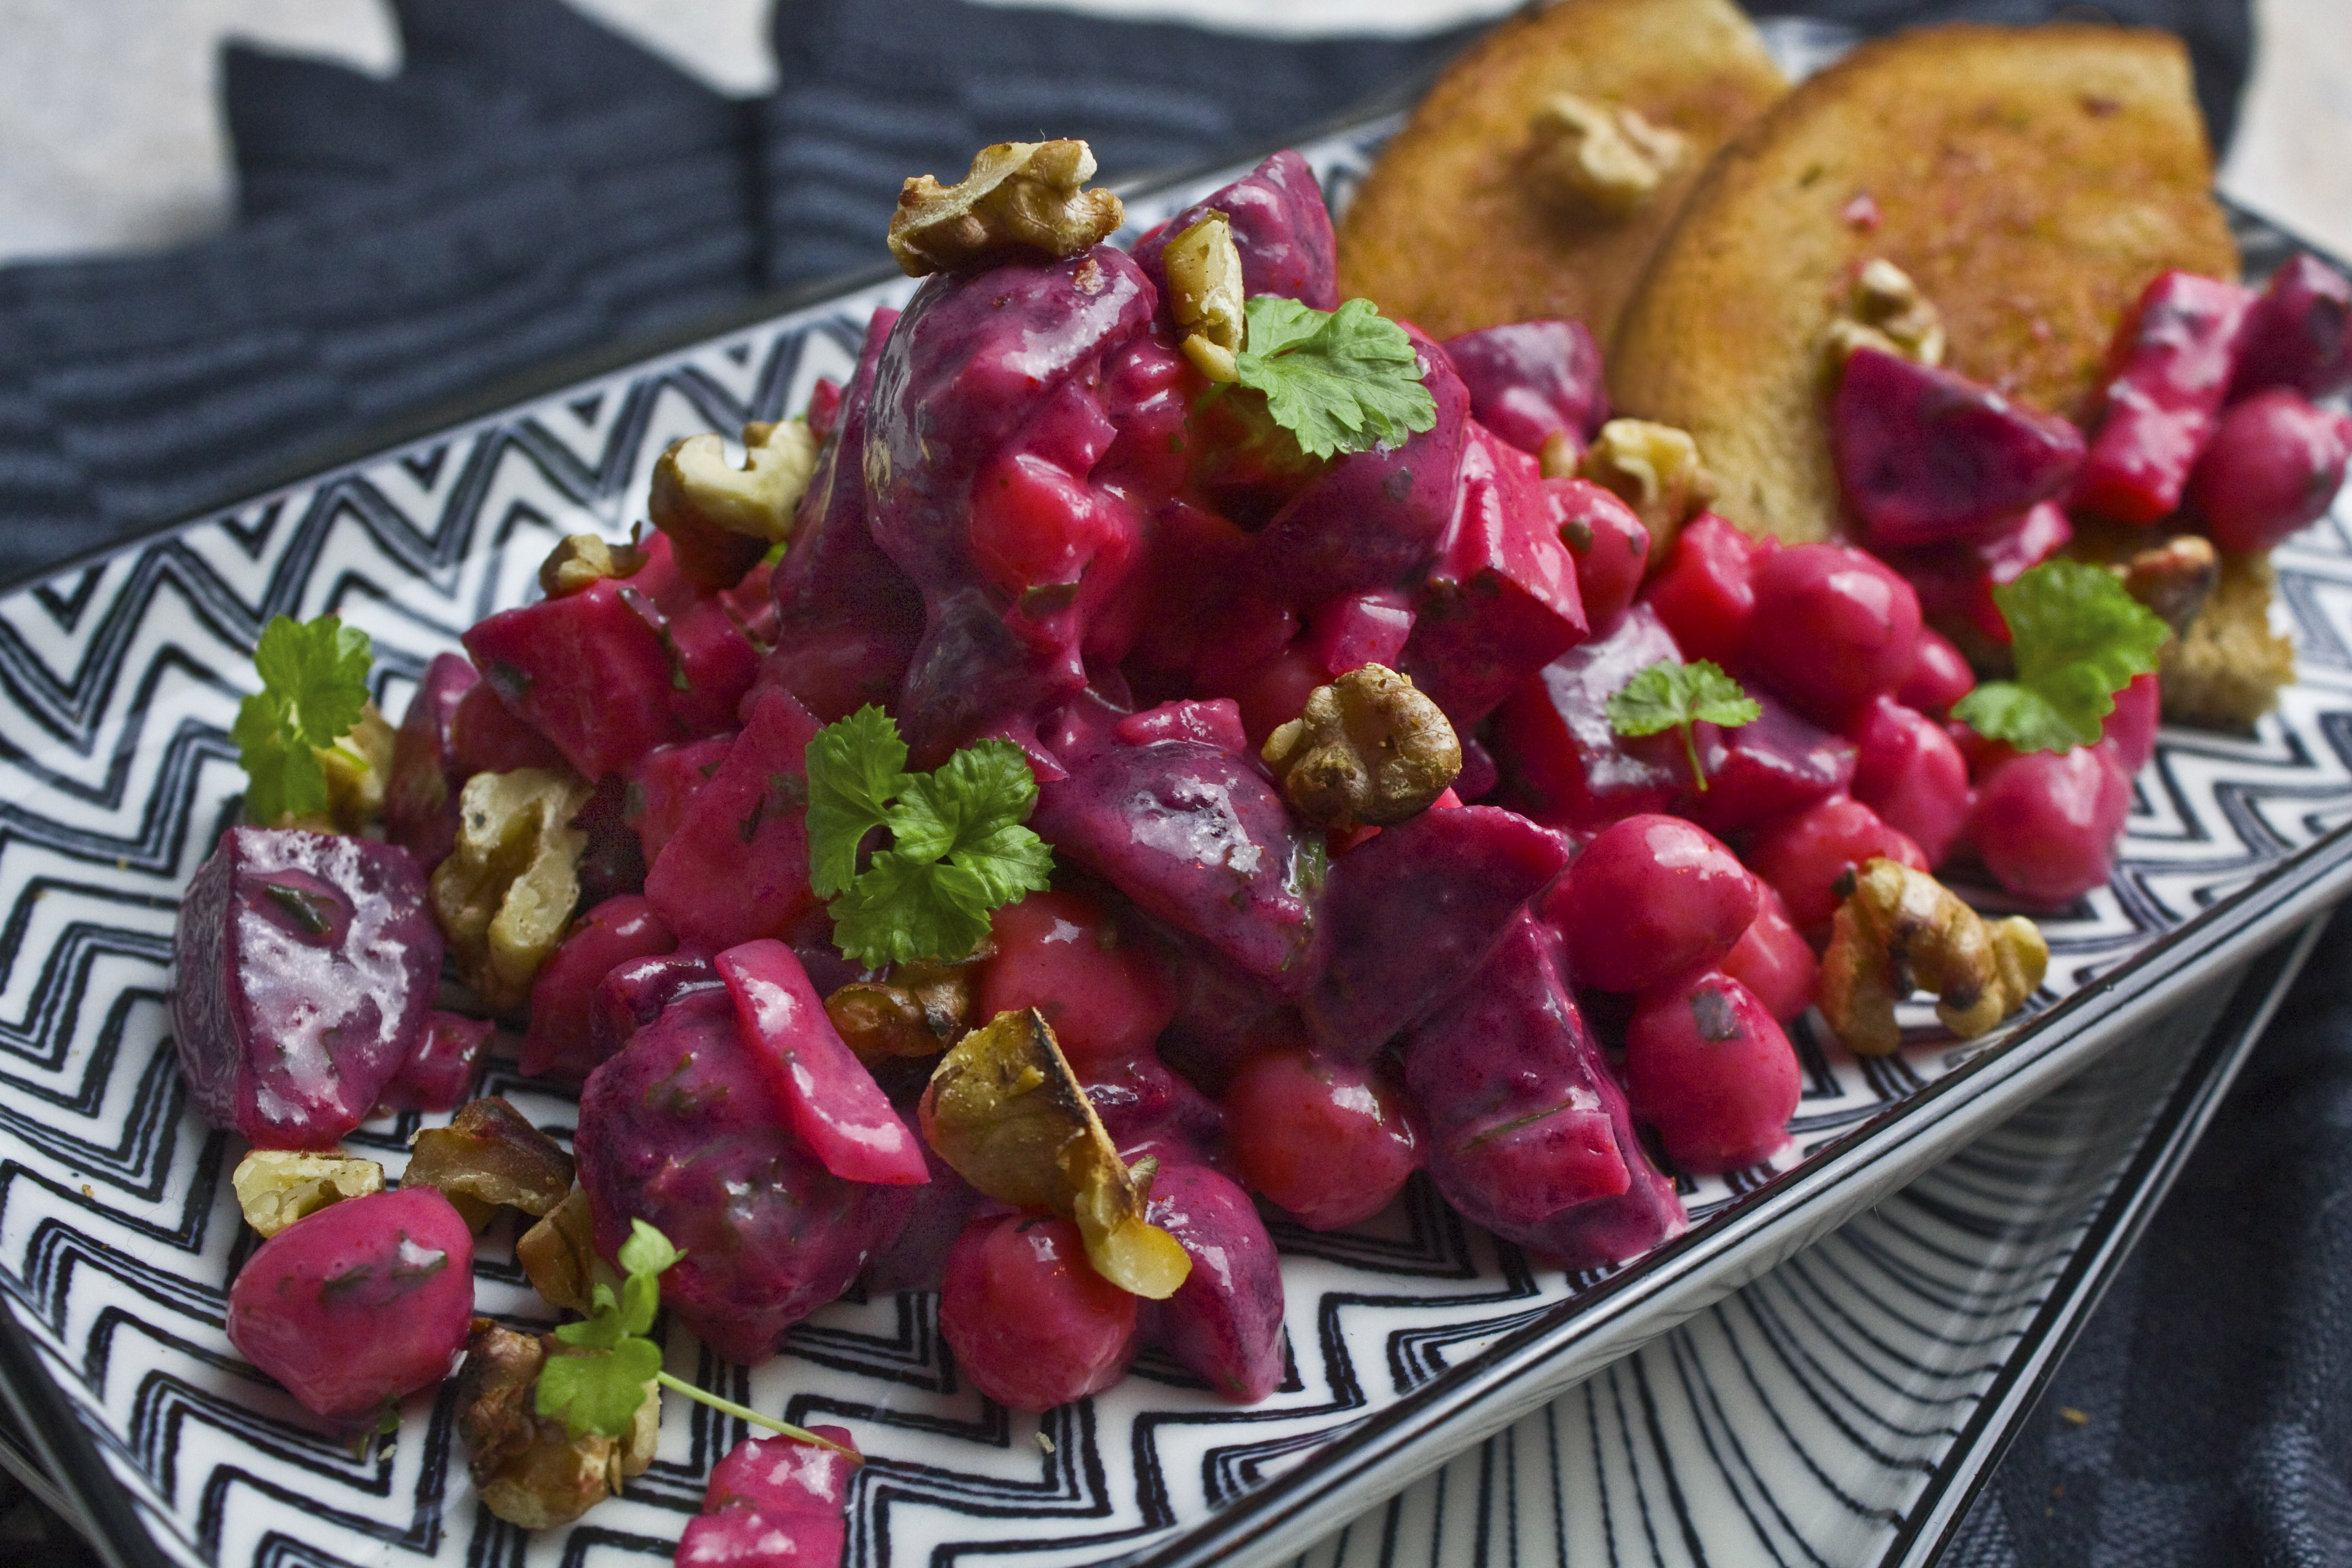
left=643, top=688, right=823, bottom=951
left=172, top=827, right=443, bottom=1148
left=677, top=1504, right=846, bottom=1568
left=383, top=652, right=476, bottom=871
left=520, top=894, right=677, bottom=1082
left=1143, top=1163, right=1287, bottom=1403
left=1493, top=604, right=1687, bottom=831
left=1131, top=149, right=1338, bottom=311
left=462, top=577, right=683, bottom=780
left=1442, top=319, right=1609, bottom=458
left=2232, top=252, right=2352, bottom=402
left=374, top=1010, right=492, bottom=1114
left=1832, top=346, right=2087, bottom=547
left=2076, top=270, right=2257, bottom=525
left=1306, top=805, right=1570, bottom=1060
left=1681, top=690, right=1857, bottom=835
left=703, top=1424, right=859, bottom=1517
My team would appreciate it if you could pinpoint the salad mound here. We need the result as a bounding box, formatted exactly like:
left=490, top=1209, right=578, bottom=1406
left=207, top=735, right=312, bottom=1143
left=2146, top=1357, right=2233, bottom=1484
left=166, top=118, right=2352, bottom=1554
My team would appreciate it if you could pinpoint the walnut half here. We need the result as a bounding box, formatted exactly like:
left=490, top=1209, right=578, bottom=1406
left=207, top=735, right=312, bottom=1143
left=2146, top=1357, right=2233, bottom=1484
left=1262, top=664, right=1462, bottom=832
left=1817, top=858, right=2048, bottom=1055
left=1525, top=92, right=1687, bottom=220
left=650, top=419, right=818, bottom=548
left=1578, top=418, right=1717, bottom=568
left=231, top=1149, right=384, bottom=1238
left=1161, top=210, right=1245, bottom=382
left=431, top=769, right=591, bottom=1013
left=455, top=1319, right=657, bottom=1531
left=1823, top=258, right=1948, bottom=373
left=888, top=140, right=1125, bottom=277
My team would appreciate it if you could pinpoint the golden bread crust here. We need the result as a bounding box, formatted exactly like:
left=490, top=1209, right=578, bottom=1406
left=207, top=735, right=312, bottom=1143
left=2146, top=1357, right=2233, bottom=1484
left=1333, top=0, right=1786, bottom=345
left=1608, top=24, right=2237, bottom=546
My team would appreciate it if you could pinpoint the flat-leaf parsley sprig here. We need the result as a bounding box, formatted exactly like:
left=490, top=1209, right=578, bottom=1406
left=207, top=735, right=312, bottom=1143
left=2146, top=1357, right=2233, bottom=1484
left=230, top=613, right=374, bottom=826
left=1228, top=295, right=1439, bottom=461
left=1607, top=658, right=1762, bottom=791
left=1952, top=560, right=2168, bottom=753
left=535, top=1219, right=855, bottom=1456
left=804, top=706, right=1055, bottom=968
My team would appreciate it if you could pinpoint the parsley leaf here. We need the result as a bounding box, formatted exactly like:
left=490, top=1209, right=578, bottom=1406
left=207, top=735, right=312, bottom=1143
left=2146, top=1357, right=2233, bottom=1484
left=534, top=1218, right=854, bottom=1455
left=1231, top=296, right=1438, bottom=461
left=803, top=711, right=1055, bottom=967
left=1952, top=560, right=2168, bottom=753
left=1607, top=658, right=1762, bottom=791
left=233, top=614, right=374, bottom=825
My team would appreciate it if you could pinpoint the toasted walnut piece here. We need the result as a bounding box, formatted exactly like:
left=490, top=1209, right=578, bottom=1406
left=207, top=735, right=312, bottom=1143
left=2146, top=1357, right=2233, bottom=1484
left=538, top=533, right=647, bottom=599
left=517, top=1185, right=600, bottom=1315
left=456, top=1319, right=656, bottom=1531
left=1579, top=418, right=1717, bottom=567
left=923, top=1008, right=1191, bottom=1299
left=888, top=139, right=1125, bottom=277
left=1824, top=258, right=1949, bottom=375
left=1537, top=429, right=1580, bottom=481
left=1162, top=210, right=1245, bottom=383
left=269, top=704, right=400, bottom=835
left=231, top=1150, right=385, bottom=1238
left=406, top=1097, right=576, bottom=1233
left=827, top=957, right=978, bottom=1067
left=432, top=769, right=591, bottom=1013
left=651, top=418, right=819, bottom=551
left=1817, top=858, right=2048, bottom=1055
left=1261, top=664, right=1462, bottom=832
left=1525, top=92, right=1687, bottom=220
left=2113, top=533, right=2220, bottom=639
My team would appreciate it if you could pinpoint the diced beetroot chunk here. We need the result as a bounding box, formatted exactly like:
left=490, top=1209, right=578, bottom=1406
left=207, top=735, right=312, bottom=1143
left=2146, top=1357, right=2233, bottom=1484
left=384, top=652, right=476, bottom=869
left=1083, top=1052, right=1231, bottom=1174
left=1226, top=1048, right=1417, bottom=1229
left=2104, top=672, right=2162, bottom=773
left=1831, top=346, right=2086, bottom=547
left=226, top=1188, right=473, bottom=1422
left=521, top=895, right=678, bottom=1081
left=1546, top=815, right=1757, bottom=994
left=1719, top=886, right=1816, bottom=1025
left=677, top=1505, right=847, bottom=1567
left=1683, top=690, right=1857, bottom=835
left=1144, top=1164, right=1287, bottom=1403
left=1551, top=479, right=1649, bottom=636
left=2230, top=253, right=2352, bottom=402
left=1848, top=696, right=1973, bottom=867
left=1625, top=972, right=1798, bottom=1174
left=704, top=1425, right=858, bottom=1517
left=644, top=687, right=822, bottom=950
left=1113, top=699, right=1249, bottom=754
left=448, top=678, right=567, bottom=777
left=1441, top=319, right=1610, bottom=456
left=717, top=939, right=930, bottom=1186
left=1404, top=917, right=1685, bottom=1269
left=462, top=579, right=682, bottom=778
left=663, top=597, right=763, bottom=738
left=2187, top=389, right=2352, bottom=554
left=1747, top=544, right=1921, bottom=725
left=1745, top=796, right=1928, bottom=933
left=977, top=890, right=1177, bottom=1070
left=1400, top=426, right=1588, bottom=726
left=589, top=950, right=722, bottom=1066
left=1881, top=499, right=2073, bottom=647
left=2076, top=270, right=2257, bottom=525
left=1298, top=590, right=1416, bottom=679
left=1307, top=805, right=1570, bottom=1058
left=375, top=1010, right=492, bottom=1113
left=627, top=734, right=736, bottom=865
left=1493, top=604, right=1686, bottom=831
left=1642, top=513, right=1773, bottom=668
left=1898, top=626, right=1977, bottom=715
left=172, top=827, right=443, bottom=1149
left=939, top=1213, right=1138, bottom=1411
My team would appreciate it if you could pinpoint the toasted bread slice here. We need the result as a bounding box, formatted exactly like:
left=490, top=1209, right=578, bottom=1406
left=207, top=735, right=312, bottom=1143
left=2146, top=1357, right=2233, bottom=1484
left=1609, top=24, right=2237, bottom=546
left=1334, top=0, right=1785, bottom=345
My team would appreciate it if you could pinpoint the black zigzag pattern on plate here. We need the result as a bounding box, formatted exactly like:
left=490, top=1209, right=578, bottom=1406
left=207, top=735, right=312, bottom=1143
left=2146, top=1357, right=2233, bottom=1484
left=0, top=118, right=2343, bottom=1568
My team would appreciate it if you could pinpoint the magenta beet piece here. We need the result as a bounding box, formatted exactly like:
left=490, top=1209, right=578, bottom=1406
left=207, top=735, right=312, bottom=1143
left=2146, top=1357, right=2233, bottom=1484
left=1969, top=742, right=2131, bottom=905
left=226, top=1187, right=473, bottom=1423
left=462, top=578, right=682, bottom=779
left=1745, top=795, right=1927, bottom=933
left=2105, top=672, right=2162, bottom=774
left=384, top=652, right=476, bottom=870
left=1442, top=319, right=1609, bottom=458
left=1624, top=971, right=1799, bottom=1174
left=1403, top=917, right=1686, bottom=1270
left=978, top=889, right=1178, bottom=1070
left=1643, top=513, right=1772, bottom=668
left=1493, top=603, right=1686, bottom=831
left=1143, top=1164, right=1286, bottom=1403
left=677, top=1505, right=846, bottom=1568
left=1401, top=426, right=1588, bottom=727
left=1898, top=625, right=1976, bottom=715
left=520, top=894, right=677, bottom=1081
left=375, top=1011, right=492, bottom=1114
left=1298, top=590, right=1415, bottom=679
left=1082, top=1052, right=1231, bottom=1174
left=589, top=949, right=722, bottom=1066
left=576, top=988, right=916, bottom=1363
left=939, top=1212, right=1138, bottom=1411
left=1130, top=149, right=1338, bottom=310
left=1307, top=805, right=1570, bottom=1059
left=2077, top=270, right=2257, bottom=525
left=705, top=1424, right=858, bottom=1517
left=662, top=596, right=763, bottom=739
left=1112, top=698, right=1250, bottom=753
left=1553, top=479, right=1649, bottom=638
left=2189, top=388, right=2352, bottom=554
left=1545, top=814, right=1756, bottom=995
left=1226, top=1048, right=1417, bottom=1229
left=1748, top=543, right=1922, bottom=725
left=1681, top=689, right=1857, bottom=836
left=1720, top=886, right=1816, bottom=1026
left=644, top=687, right=822, bottom=950
left=626, top=734, right=734, bottom=864
left=1881, top=498, right=2073, bottom=648
left=1848, top=695, right=1972, bottom=867
left=447, top=678, right=568, bottom=777
left=2231, top=253, right=2352, bottom=402
left=1832, top=346, right=2086, bottom=548
left=1249, top=325, right=1469, bottom=602
left=716, top=939, right=929, bottom=1186
left=173, top=827, right=442, bottom=1148
left=861, top=1147, right=987, bottom=1297
left=1032, top=733, right=1325, bottom=989
left=569, top=771, right=647, bottom=909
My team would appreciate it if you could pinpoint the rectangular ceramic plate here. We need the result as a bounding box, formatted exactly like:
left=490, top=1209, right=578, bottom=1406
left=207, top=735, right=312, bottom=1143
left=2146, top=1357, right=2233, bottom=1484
left=0, top=112, right=2348, bottom=1568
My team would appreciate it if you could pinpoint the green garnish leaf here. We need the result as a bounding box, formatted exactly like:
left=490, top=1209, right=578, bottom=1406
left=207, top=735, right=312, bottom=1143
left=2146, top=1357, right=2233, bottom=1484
left=232, top=613, right=373, bottom=825
left=803, top=711, right=1055, bottom=968
left=1952, top=560, right=2168, bottom=753
left=531, top=1219, right=857, bottom=1456
left=1606, top=658, right=1762, bottom=792
left=1231, top=296, right=1438, bottom=461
